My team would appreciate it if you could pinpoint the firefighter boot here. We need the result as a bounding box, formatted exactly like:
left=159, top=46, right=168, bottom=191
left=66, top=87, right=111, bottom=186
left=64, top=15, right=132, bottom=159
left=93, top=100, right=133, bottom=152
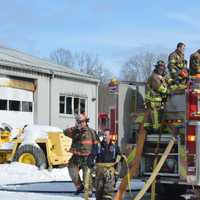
left=74, top=184, right=84, bottom=195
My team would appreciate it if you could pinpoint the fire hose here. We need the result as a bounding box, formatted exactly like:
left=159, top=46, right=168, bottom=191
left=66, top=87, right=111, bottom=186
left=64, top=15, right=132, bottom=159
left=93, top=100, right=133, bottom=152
left=114, top=112, right=148, bottom=200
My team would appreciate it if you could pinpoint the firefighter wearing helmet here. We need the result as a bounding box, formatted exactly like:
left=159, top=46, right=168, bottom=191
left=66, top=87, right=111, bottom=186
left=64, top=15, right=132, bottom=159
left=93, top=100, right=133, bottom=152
left=63, top=113, right=99, bottom=199
left=168, top=42, right=188, bottom=88
left=87, top=128, right=121, bottom=200
left=189, top=49, right=200, bottom=76
left=145, top=60, right=169, bottom=133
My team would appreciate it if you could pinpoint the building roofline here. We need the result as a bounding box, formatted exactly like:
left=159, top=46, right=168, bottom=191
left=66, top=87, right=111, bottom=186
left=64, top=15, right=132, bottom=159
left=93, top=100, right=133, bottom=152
left=0, top=47, right=99, bottom=84
left=0, top=60, right=99, bottom=84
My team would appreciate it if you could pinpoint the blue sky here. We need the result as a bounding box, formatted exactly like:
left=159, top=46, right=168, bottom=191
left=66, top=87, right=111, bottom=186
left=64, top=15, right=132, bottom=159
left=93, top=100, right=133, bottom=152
left=0, top=0, right=200, bottom=76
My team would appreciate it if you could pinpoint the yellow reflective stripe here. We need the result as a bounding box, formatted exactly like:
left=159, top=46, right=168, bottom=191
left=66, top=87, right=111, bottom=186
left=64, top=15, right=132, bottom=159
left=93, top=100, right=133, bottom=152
left=96, top=163, right=116, bottom=168
left=102, top=195, right=112, bottom=200
left=144, top=123, right=150, bottom=127
left=167, top=78, right=173, bottom=84
left=169, top=59, right=176, bottom=64
left=152, top=111, right=160, bottom=129
left=178, top=63, right=184, bottom=68
left=135, top=115, right=144, bottom=123
left=171, top=68, right=177, bottom=73
left=145, top=95, right=162, bottom=102
left=158, top=85, right=167, bottom=93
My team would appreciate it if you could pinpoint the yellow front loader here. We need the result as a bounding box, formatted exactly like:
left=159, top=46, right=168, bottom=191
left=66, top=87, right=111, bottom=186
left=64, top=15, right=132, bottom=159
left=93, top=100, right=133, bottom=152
left=0, top=125, right=72, bottom=169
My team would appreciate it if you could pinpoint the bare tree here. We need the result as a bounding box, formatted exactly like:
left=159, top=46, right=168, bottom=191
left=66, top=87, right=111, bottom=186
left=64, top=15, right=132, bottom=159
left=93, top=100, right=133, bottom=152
left=74, top=52, right=112, bottom=84
left=50, top=48, right=74, bottom=68
left=49, top=48, right=112, bottom=83
left=121, top=52, right=168, bottom=81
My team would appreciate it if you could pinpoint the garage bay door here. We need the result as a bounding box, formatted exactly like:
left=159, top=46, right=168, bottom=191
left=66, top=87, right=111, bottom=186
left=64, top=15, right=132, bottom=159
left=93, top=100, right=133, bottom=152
left=0, top=78, right=35, bottom=128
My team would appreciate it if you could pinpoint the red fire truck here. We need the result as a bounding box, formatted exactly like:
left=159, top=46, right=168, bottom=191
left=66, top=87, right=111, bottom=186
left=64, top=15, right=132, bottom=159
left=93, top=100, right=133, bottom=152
left=98, top=112, right=117, bottom=143
left=136, top=77, right=200, bottom=197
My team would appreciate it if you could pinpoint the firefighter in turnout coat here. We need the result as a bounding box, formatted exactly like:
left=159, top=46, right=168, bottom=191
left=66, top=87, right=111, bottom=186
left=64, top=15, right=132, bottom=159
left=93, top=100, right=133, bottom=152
left=168, top=42, right=188, bottom=87
left=64, top=113, right=98, bottom=199
left=189, top=49, right=200, bottom=76
left=145, top=60, right=169, bottom=133
left=87, top=128, right=121, bottom=200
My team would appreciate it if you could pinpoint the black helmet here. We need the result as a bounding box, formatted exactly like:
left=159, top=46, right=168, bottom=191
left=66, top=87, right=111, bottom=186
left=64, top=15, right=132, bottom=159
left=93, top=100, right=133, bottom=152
left=154, top=60, right=166, bottom=75
left=155, top=60, right=165, bottom=69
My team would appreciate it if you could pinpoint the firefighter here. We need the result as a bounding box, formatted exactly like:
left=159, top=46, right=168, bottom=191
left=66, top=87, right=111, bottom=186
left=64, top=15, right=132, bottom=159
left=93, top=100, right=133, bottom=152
left=87, top=128, right=121, bottom=200
left=168, top=42, right=188, bottom=87
left=145, top=60, right=169, bottom=133
left=189, top=49, right=200, bottom=76
left=63, top=113, right=98, bottom=199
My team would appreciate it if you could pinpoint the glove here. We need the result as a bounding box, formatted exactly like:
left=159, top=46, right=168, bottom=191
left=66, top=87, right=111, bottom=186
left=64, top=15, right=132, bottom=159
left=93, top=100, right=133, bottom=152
left=179, top=69, right=188, bottom=78
left=87, top=154, right=96, bottom=169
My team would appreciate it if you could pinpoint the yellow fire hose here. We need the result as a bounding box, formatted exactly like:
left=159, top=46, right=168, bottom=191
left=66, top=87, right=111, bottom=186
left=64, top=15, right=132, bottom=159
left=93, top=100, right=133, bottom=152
left=133, top=137, right=176, bottom=200
left=121, top=154, right=131, bottom=193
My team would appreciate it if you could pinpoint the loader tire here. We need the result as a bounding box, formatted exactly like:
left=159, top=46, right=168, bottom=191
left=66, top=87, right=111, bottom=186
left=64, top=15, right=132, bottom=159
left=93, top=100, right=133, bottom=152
left=13, top=144, right=47, bottom=169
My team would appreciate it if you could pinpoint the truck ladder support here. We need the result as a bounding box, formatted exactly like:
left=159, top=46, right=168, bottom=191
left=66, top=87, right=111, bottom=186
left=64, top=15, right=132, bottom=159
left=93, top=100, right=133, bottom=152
left=133, top=137, right=176, bottom=200
left=151, top=131, right=162, bottom=200
left=114, top=112, right=148, bottom=200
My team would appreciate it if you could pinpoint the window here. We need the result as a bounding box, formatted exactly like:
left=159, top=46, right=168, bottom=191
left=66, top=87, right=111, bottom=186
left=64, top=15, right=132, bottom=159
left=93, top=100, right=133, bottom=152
left=0, top=99, right=7, bottom=110
left=59, top=95, right=87, bottom=115
left=9, top=100, right=20, bottom=111
left=74, top=98, right=79, bottom=115
left=22, top=101, right=32, bottom=112
left=66, top=97, right=72, bottom=114
left=80, top=98, right=86, bottom=114
left=59, top=96, right=65, bottom=114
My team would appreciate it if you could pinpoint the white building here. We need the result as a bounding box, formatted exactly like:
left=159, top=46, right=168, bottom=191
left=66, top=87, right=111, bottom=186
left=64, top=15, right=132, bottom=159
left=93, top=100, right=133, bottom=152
left=0, top=47, right=99, bottom=129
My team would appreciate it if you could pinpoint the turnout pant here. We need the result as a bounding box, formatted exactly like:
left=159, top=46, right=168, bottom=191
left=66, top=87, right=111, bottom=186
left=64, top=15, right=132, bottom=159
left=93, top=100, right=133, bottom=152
left=145, top=101, right=162, bottom=132
left=68, top=155, right=92, bottom=199
left=95, top=165, right=115, bottom=200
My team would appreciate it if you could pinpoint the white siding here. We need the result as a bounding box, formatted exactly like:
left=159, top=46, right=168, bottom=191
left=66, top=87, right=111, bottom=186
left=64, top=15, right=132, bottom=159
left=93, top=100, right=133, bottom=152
left=50, top=78, right=97, bottom=129
left=0, top=70, right=98, bottom=130
left=34, top=77, right=50, bottom=125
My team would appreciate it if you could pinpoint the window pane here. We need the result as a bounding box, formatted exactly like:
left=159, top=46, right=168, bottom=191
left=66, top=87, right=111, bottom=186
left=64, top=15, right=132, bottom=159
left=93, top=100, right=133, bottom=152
left=74, top=98, right=79, bottom=115
left=9, top=100, right=20, bottom=111
left=66, top=97, right=72, bottom=114
left=80, top=99, right=86, bottom=114
left=0, top=99, right=7, bottom=110
left=59, top=96, right=65, bottom=114
left=60, top=96, right=65, bottom=103
left=22, top=101, right=32, bottom=112
left=59, top=103, right=65, bottom=114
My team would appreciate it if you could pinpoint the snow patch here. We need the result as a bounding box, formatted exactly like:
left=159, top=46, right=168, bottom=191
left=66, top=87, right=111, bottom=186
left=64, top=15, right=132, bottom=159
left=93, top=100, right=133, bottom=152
left=0, top=162, right=71, bottom=185
left=0, top=141, right=15, bottom=150
left=0, top=162, right=144, bottom=200
left=22, top=125, right=63, bottom=144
